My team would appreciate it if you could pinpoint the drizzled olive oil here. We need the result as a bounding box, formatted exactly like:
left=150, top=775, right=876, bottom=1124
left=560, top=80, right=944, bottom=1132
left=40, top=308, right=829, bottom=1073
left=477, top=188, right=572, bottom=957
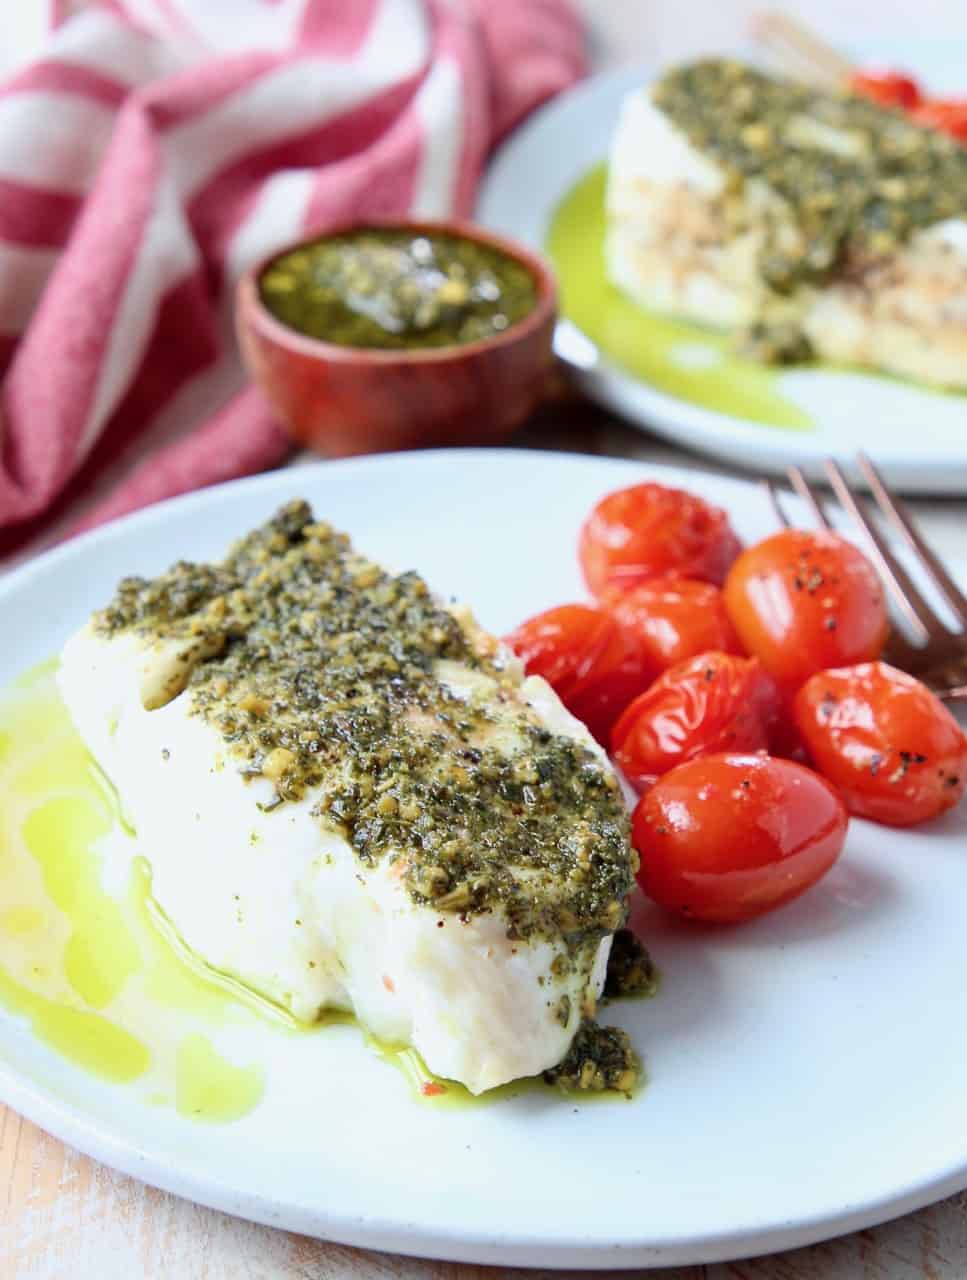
left=546, top=165, right=813, bottom=429
left=0, top=664, right=267, bottom=1118
left=174, top=1033, right=265, bottom=1123
left=0, top=969, right=150, bottom=1083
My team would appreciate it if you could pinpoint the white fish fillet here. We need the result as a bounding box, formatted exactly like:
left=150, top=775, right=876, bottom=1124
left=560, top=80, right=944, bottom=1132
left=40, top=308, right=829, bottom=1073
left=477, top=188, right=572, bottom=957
left=606, top=78, right=967, bottom=388
left=58, top=505, right=636, bottom=1094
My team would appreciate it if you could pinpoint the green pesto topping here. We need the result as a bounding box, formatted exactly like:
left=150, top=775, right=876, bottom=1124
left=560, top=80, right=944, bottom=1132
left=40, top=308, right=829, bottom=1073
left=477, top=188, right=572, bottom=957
left=259, top=230, right=538, bottom=349
left=651, top=60, right=967, bottom=360
left=93, top=502, right=634, bottom=944
left=603, top=928, right=659, bottom=1000
left=542, top=1018, right=640, bottom=1093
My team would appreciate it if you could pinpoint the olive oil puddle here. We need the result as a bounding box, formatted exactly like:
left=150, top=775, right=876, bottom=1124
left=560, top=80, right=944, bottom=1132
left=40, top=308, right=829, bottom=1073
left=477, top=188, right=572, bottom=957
left=0, top=665, right=272, bottom=1120
left=549, top=165, right=967, bottom=423
left=548, top=166, right=815, bottom=428
left=0, top=665, right=637, bottom=1120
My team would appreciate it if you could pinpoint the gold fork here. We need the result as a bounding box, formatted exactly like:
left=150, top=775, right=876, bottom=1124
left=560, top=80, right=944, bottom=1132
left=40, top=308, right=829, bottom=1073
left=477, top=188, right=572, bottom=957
left=766, top=455, right=967, bottom=701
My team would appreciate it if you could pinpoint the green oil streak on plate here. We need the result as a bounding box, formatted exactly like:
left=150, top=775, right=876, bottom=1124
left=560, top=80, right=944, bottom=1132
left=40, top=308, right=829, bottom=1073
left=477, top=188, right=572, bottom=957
left=23, top=795, right=142, bottom=1010
left=0, top=671, right=150, bottom=1082
left=12, top=655, right=60, bottom=691
left=372, top=1038, right=641, bottom=1109
left=129, top=855, right=298, bottom=1029
left=0, top=965, right=150, bottom=1082
left=175, top=1033, right=264, bottom=1123
left=545, top=164, right=813, bottom=431
left=0, top=906, right=44, bottom=936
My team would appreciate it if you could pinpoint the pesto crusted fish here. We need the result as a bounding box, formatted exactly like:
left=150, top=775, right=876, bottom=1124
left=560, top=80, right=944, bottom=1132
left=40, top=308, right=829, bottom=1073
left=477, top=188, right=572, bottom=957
left=606, top=59, right=967, bottom=386
left=58, top=502, right=639, bottom=1094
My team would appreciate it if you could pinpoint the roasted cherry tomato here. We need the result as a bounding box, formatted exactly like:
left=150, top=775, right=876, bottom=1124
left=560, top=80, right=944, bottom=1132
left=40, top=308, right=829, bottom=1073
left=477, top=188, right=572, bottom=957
left=631, top=753, right=848, bottom=923
left=794, top=662, right=967, bottom=827
left=723, top=529, right=888, bottom=692
left=611, top=652, right=779, bottom=792
left=849, top=65, right=967, bottom=143
left=911, top=99, right=967, bottom=141
left=850, top=69, right=922, bottom=110
left=605, top=577, right=742, bottom=675
left=504, top=604, right=651, bottom=744
left=579, top=482, right=742, bottom=600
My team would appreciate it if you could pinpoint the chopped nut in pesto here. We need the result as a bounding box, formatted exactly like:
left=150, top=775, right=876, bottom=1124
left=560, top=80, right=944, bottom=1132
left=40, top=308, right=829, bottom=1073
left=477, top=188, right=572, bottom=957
left=542, top=1018, right=640, bottom=1094
left=93, top=501, right=635, bottom=947
left=259, top=230, right=538, bottom=350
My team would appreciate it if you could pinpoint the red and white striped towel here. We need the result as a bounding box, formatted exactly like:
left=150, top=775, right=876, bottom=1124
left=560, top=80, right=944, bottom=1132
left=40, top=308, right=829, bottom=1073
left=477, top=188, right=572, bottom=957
left=0, top=0, right=585, bottom=559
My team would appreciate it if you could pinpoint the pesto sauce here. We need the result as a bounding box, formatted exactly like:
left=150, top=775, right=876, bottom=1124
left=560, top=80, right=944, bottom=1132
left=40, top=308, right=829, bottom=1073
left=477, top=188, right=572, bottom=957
left=259, top=230, right=538, bottom=349
left=603, top=928, right=659, bottom=1001
left=94, top=502, right=634, bottom=947
left=654, top=60, right=967, bottom=296
left=542, top=1018, right=639, bottom=1094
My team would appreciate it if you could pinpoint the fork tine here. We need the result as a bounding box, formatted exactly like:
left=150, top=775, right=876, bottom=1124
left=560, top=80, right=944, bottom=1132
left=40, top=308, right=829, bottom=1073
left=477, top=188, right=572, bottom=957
left=787, top=466, right=832, bottom=527
left=857, top=453, right=967, bottom=628
left=764, top=479, right=790, bottom=526
left=824, top=459, right=937, bottom=646
left=882, top=629, right=921, bottom=671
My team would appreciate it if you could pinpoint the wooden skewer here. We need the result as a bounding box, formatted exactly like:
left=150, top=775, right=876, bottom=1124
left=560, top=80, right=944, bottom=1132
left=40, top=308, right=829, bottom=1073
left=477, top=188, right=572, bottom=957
left=750, top=11, right=855, bottom=89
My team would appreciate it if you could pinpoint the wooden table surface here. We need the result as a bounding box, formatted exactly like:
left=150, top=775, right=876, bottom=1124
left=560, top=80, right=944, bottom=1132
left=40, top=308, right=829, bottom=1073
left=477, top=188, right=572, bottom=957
left=6, top=2, right=967, bottom=1276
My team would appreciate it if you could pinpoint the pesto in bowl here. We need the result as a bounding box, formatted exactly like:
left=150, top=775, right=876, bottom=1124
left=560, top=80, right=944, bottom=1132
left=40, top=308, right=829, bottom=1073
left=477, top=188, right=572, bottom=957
left=259, top=229, right=539, bottom=350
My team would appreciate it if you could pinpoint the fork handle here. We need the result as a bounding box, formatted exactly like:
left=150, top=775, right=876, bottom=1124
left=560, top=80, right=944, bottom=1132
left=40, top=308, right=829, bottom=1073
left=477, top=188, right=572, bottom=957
left=751, top=11, right=854, bottom=88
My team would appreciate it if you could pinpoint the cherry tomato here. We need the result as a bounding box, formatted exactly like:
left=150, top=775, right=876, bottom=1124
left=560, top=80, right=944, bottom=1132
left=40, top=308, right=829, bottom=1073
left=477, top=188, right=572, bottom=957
left=579, top=482, right=742, bottom=600
left=769, top=711, right=811, bottom=765
left=794, top=662, right=967, bottom=827
left=612, top=652, right=779, bottom=792
left=605, top=577, right=742, bottom=675
left=504, top=604, right=651, bottom=744
left=723, top=529, right=888, bottom=693
left=911, top=99, right=967, bottom=142
left=631, top=753, right=848, bottom=923
left=850, top=69, right=922, bottom=110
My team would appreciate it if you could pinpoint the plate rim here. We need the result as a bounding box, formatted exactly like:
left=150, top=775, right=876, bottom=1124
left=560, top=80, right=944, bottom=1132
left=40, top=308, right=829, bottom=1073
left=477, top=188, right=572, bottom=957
left=6, top=1044, right=967, bottom=1271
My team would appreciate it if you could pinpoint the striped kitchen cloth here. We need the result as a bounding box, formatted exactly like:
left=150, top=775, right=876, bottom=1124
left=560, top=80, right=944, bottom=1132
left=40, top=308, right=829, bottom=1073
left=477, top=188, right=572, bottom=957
left=0, top=0, right=585, bottom=558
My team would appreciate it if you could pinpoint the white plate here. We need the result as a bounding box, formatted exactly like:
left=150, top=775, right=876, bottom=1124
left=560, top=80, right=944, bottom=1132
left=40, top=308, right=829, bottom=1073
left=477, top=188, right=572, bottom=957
left=3, top=449, right=967, bottom=1269
left=476, top=47, right=967, bottom=494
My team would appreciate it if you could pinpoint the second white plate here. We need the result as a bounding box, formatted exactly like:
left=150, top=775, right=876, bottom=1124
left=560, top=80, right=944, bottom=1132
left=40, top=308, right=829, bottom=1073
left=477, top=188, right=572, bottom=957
left=476, top=54, right=967, bottom=494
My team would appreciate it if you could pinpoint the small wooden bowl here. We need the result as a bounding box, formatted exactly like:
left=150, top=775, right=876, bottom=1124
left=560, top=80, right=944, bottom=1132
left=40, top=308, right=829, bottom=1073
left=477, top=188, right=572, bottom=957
left=235, top=220, right=558, bottom=457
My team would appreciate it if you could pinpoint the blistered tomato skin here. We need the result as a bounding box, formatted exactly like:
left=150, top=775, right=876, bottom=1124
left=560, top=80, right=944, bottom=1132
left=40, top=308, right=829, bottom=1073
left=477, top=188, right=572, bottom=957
left=504, top=603, right=652, bottom=745
left=794, top=662, right=967, bottom=827
left=579, top=483, right=742, bottom=600
left=631, top=754, right=848, bottom=923
left=611, top=652, right=779, bottom=792
left=850, top=70, right=922, bottom=110
left=912, top=99, right=967, bottom=141
left=723, top=529, right=888, bottom=692
left=605, top=577, right=742, bottom=675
